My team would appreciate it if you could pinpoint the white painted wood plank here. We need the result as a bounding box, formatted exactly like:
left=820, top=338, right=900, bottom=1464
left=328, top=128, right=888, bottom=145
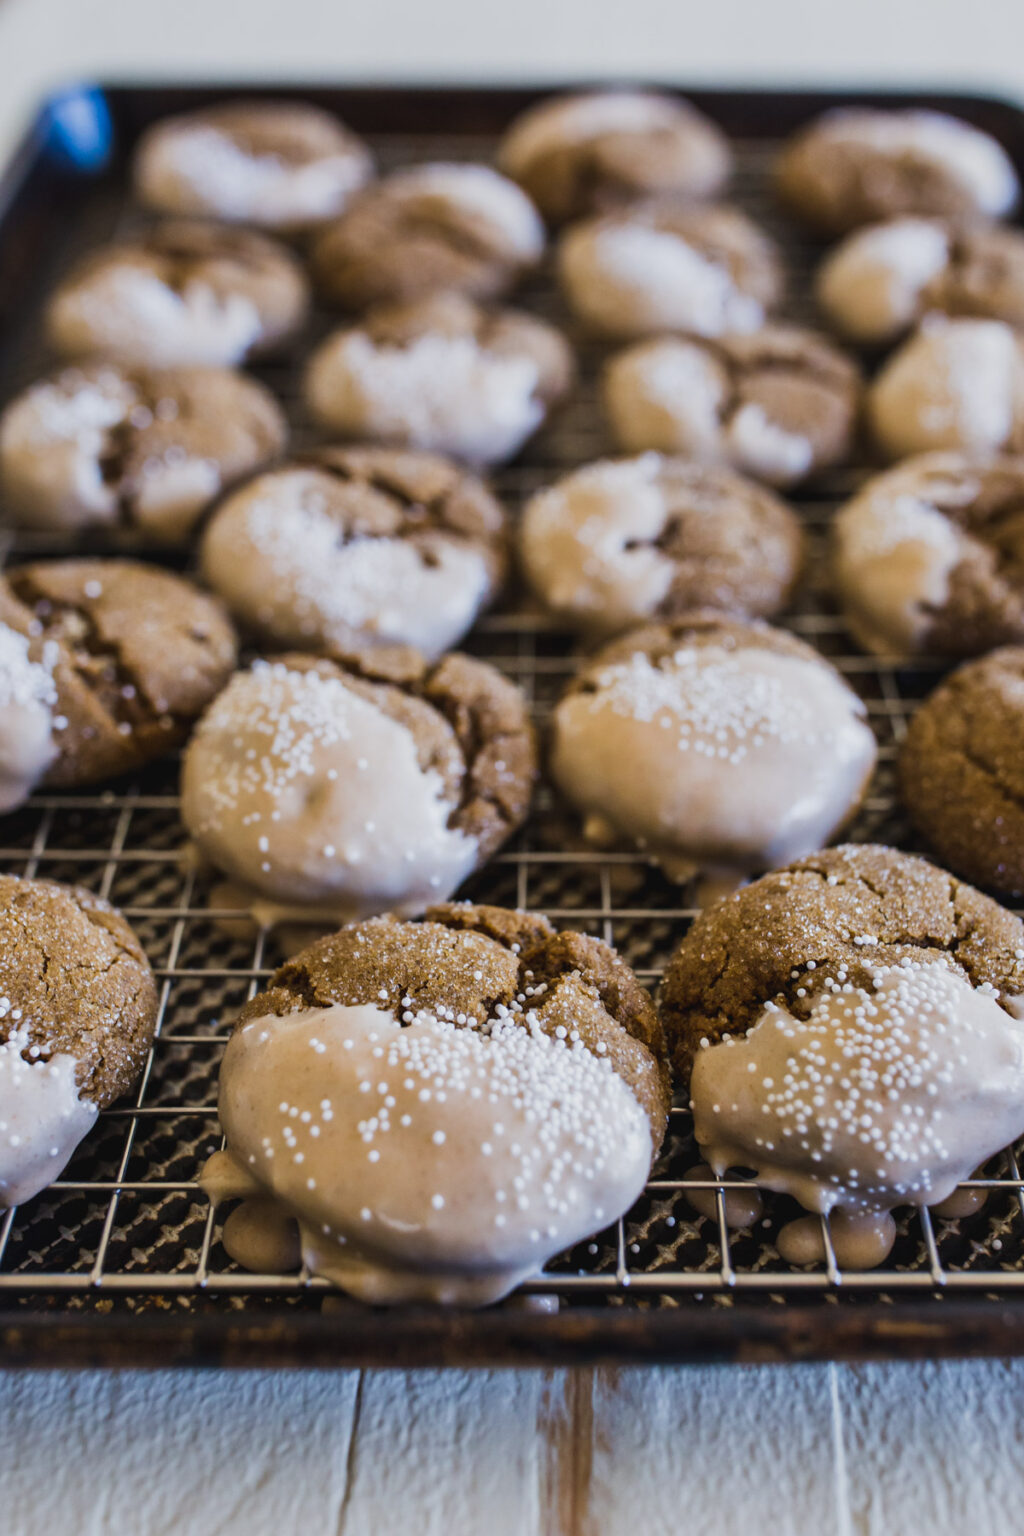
left=581, top=1362, right=844, bottom=1536
left=336, top=1368, right=550, bottom=1536
left=0, top=1367, right=360, bottom=1536
left=837, top=1359, right=1024, bottom=1536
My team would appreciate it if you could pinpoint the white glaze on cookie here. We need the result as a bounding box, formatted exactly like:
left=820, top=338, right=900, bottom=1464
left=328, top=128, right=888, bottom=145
left=560, top=220, right=764, bottom=338
left=48, top=264, right=264, bottom=369
left=603, top=338, right=815, bottom=486
left=305, top=331, right=545, bottom=465
left=500, top=91, right=707, bottom=174
left=551, top=641, right=876, bottom=881
left=833, top=466, right=968, bottom=657
left=868, top=317, right=1024, bottom=459
left=0, top=624, right=58, bottom=813
left=690, top=962, right=1024, bottom=1238
left=519, top=455, right=677, bottom=632
left=207, top=1001, right=652, bottom=1304
left=201, top=470, right=495, bottom=658
left=0, top=1033, right=97, bottom=1208
left=181, top=661, right=477, bottom=923
left=137, top=124, right=371, bottom=229
left=817, top=218, right=950, bottom=344
left=373, top=163, right=545, bottom=261
left=814, top=109, right=1019, bottom=219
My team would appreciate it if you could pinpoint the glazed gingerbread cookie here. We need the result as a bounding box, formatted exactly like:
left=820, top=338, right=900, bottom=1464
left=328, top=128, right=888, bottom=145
left=519, top=454, right=804, bottom=635
left=549, top=612, right=876, bottom=885
left=558, top=201, right=783, bottom=340
left=832, top=453, right=1024, bottom=659
left=311, top=163, right=544, bottom=309
left=204, top=902, right=669, bottom=1303
left=46, top=219, right=309, bottom=368
left=660, top=844, right=1024, bottom=1267
left=497, top=89, right=731, bottom=222
left=775, top=108, right=1019, bottom=234
left=817, top=219, right=1024, bottom=347
left=0, top=361, right=286, bottom=540
left=181, top=648, right=536, bottom=928
left=602, top=325, right=860, bottom=488
left=134, top=98, right=374, bottom=231
left=0, top=559, right=237, bottom=792
left=200, top=446, right=507, bottom=658
left=303, top=292, right=574, bottom=464
left=0, top=874, right=158, bottom=1207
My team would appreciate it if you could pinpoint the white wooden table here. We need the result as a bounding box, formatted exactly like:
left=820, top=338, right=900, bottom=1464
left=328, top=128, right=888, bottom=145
left=3, top=1, right=1024, bottom=1529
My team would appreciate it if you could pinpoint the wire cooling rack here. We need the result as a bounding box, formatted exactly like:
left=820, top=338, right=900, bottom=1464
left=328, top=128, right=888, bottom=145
left=3, top=87, right=1024, bottom=1365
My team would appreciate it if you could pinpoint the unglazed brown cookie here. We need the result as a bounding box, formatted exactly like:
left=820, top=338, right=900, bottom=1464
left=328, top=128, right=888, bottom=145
left=0, top=559, right=237, bottom=788
left=303, top=293, right=574, bottom=465
left=200, top=446, right=507, bottom=659
left=310, top=163, right=544, bottom=309
left=46, top=219, right=310, bottom=368
left=602, top=325, right=860, bottom=488
left=0, top=362, right=287, bottom=541
left=549, top=612, right=876, bottom=884
left=867, top=317, right=1024, bottom=460
left=899, top=648, right=1024, bottom=895
left=206, top=904, right=668, bottom=1304
left=832, top=453, right=1024, bottom=659
left=817, top=219, right=1024, bottom=347
left=558, top=202, right=783, bottom=340
left=134, top=99, right=374, bottom=231
left=181, top=648, right=536, bottom=927
left=519, top=454, right=804, bottom=635
left=775, top=109, right=1019, bottom=235
left=0, top=875, right=158, bottom=1207
left=660, top=841, right=1024, bottom=1080
left=496, top=89, right=732, bottom=223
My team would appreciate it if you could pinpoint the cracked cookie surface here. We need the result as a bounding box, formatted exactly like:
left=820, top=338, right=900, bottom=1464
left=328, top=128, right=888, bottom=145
left=0, top=361, right=286, bottom=540
left=200, top=445, right=507, bottom=657
left=0, top=874, right=158, bottom=1106
left=900, top=648, right=1024, bottom=896
left=0, top=559, right=238, bottom=787
left=46, top=219, right=310, bottom=369
left=660, top=842, right=1024, bottom=1081
left=236, top=902, right=670, bottom=1143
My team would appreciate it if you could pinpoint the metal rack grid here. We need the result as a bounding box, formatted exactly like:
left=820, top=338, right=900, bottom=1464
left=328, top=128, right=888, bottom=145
left=1, top=117, right=1024, bottom=1321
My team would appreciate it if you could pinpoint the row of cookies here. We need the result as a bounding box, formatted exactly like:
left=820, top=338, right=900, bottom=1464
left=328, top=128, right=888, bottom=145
left=7, top=831, right=1024, bottom=1295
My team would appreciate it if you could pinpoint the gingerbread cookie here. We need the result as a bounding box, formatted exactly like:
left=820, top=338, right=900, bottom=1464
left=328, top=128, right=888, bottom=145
left=497, top=89, right=731, bottom=222
left=311, top=163, right=544, bottom=308
left=181, top=649, right=536, bottom=928
left=519, top=454, right=804, bottom=635
left=775, top=108, right=1018, bottom=234
left=817, top=219, right=1024, bottom=346
left=200, top=447, right=507, bottom=658
left=0, top=559, right=237, bottom=788
left=203, top=903, right=668, bottom=1303
left=0, top=875, right=158, bottom=1207
left=550, top=613, right=876, bottom=885
left=0, top=362, right=286, bottom=540
left=303, top=293, right=574, bottom=464
left=602, top=325, right=860, bottom=487
left=134, top=99, right=374, bottom=231
left=558, top=202, right=783, bottom=339
left=900, top=648, right=1024, bottom=896
left=46, top=219, right=309, bottom=368
left=867, top=317, right=1024, bottom=460
left=660, top=844, right=1024, bottom=1267
left=833, top=453, right=1024, bottom=659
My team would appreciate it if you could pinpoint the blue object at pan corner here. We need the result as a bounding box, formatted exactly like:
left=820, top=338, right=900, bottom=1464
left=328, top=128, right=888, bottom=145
left=40, top=84, right=113, bottom=172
